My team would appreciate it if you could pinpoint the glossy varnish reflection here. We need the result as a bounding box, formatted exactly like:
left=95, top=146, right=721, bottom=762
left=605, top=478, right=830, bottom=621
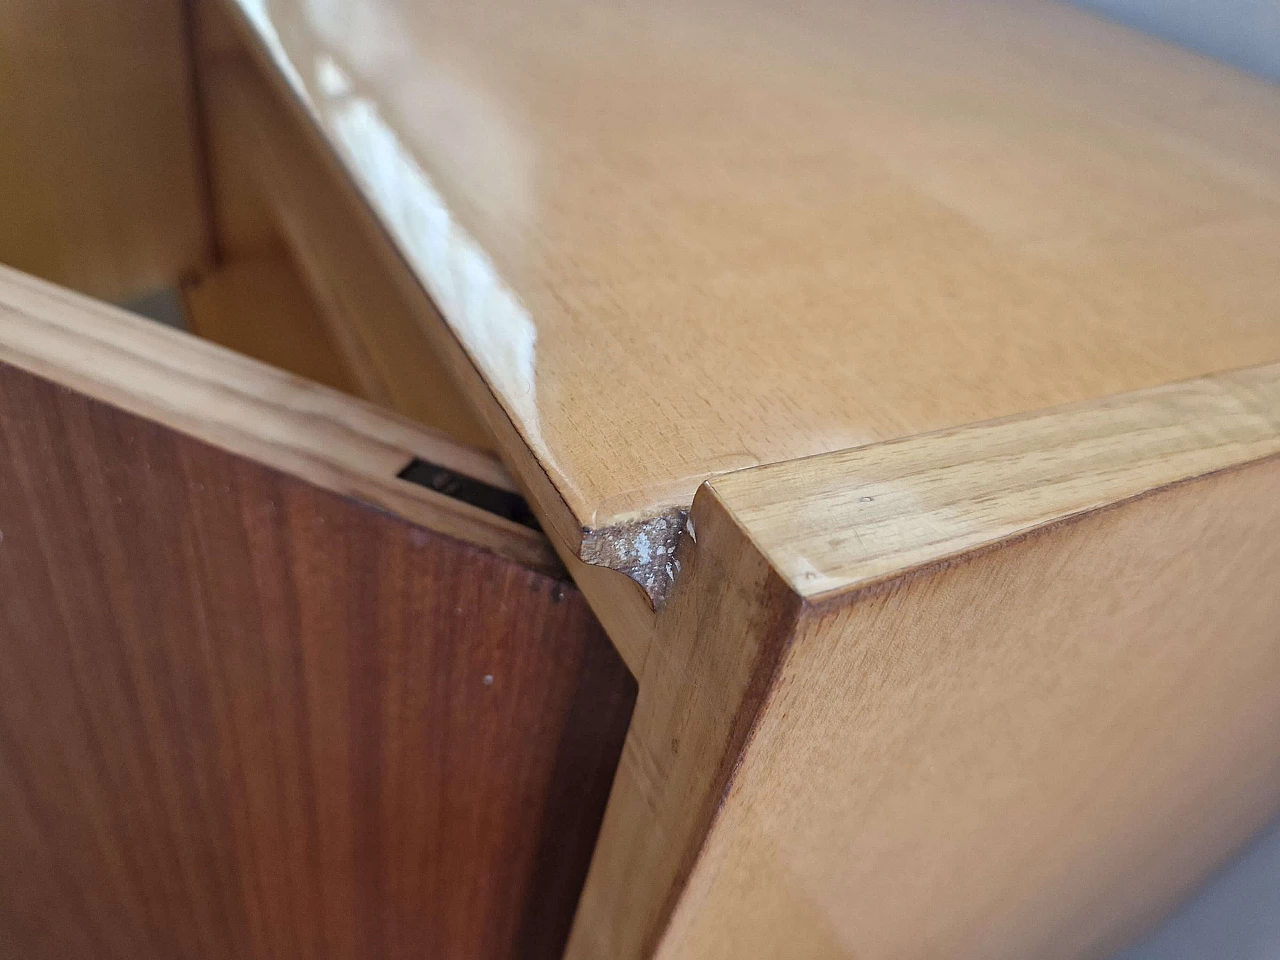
left=225, top=0, right=1280, bottom=590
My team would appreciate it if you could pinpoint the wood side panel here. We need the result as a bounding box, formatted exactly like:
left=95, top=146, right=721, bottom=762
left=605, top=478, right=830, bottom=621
left=657, top=456, right=1280, bottom=960
left=182, top=255, right=363, bottom=396
left=0, top=359, right=635, bottom=960
left=570, top=364, right=1280, bottom=960
left=217, top=63, right=496, bottom=449
left=0, top=0, right=207, bottom=301
left=189, top=0, right=282, bottom=260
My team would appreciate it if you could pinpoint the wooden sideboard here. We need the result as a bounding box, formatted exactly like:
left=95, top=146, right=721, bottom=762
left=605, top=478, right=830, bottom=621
left=2, top=1, right=1279, bottom=958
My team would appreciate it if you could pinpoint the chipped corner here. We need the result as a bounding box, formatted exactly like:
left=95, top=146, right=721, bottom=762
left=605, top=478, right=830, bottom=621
left=578, top=510, right=690, bottom=608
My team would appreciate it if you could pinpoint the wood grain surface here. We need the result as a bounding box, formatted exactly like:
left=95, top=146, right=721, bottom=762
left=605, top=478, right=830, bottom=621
left=0, top=353, right=635, bottom=960
left=222, top=0, right=1280, bottom=586
left=711, top=362, right=1280, bottom=599
left=0, top=0, right=207, bottom=301
left=218, top=62, right=496, bottom=450
left=568, top=363, right=1280, bottom=960
left=210, top=5, right=664, bottom=625
left=658, top=455, right=1280, bottom=960
left=0, top=264, right=548, bottom=574
left=188, top=0, right=283, bottom=260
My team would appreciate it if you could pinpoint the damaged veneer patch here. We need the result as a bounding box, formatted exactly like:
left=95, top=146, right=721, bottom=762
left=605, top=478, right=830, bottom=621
left=579, top=511, right=689, bottom=607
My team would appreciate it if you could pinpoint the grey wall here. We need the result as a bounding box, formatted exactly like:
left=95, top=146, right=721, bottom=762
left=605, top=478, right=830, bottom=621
left=1111, top=819, right=1280, bottom=960
left=1071, top=0, right=1280, bottom=82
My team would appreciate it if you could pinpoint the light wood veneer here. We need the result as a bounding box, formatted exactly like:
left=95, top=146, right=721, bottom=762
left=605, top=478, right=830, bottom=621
left=5, top=2, right=1280, bottom=958
left=223, top=0, right=1280, bottom=596
left=568, top=363, right=1280, bottom=960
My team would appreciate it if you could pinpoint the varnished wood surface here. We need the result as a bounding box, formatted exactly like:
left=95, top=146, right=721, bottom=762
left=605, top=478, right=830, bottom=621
left=0, top=264, right=554, bottom=574
left=657, top=456, right=1280, bottom=960
left=567, top=362, right=1280, bottom=960
left=224, top=0, right=1280, bottom=579
left=219, top=62, right=496, bottom=449
left=711, top=362, right=1280, bottom=599
left=0, top=0, right=208, bottom=302
left=0, top=358, right=635, bottom=960
left=208, top=7, right=639, bottom=597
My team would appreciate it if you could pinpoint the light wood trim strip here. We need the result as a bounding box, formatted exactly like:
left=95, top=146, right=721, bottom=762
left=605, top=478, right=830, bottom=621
left=571, top=366, right=1280, bottom=960
left=710, top=363, right=1280, bottom=600
left=0, top=264, right=559, bottom=575
left=566, top=484, right=802, bottom=960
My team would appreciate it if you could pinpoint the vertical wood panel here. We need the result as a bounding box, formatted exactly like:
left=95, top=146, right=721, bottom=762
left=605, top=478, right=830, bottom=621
left=189, top=0, right=281, bottom=260
left=182, top=255, right=362, bottom=396
left=0, top=361, right=634, bottom=960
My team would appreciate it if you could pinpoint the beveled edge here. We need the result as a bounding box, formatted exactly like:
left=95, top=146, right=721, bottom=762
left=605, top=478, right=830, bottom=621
left=219, top=0, right=1280, bottom=616
left=706, top=362, right=1280, bottom=603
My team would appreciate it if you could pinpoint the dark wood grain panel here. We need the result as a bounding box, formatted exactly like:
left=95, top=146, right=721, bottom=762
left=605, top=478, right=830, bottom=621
left=0, top=360, right=634, bottom=960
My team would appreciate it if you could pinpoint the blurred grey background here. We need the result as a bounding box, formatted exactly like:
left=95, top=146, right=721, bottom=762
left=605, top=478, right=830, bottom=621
left=1067, top=1, right=1280, bottom=957
left=1110, top=819, right=1280, bottom=960
left=1073, top=0, right=1280, bottom=82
